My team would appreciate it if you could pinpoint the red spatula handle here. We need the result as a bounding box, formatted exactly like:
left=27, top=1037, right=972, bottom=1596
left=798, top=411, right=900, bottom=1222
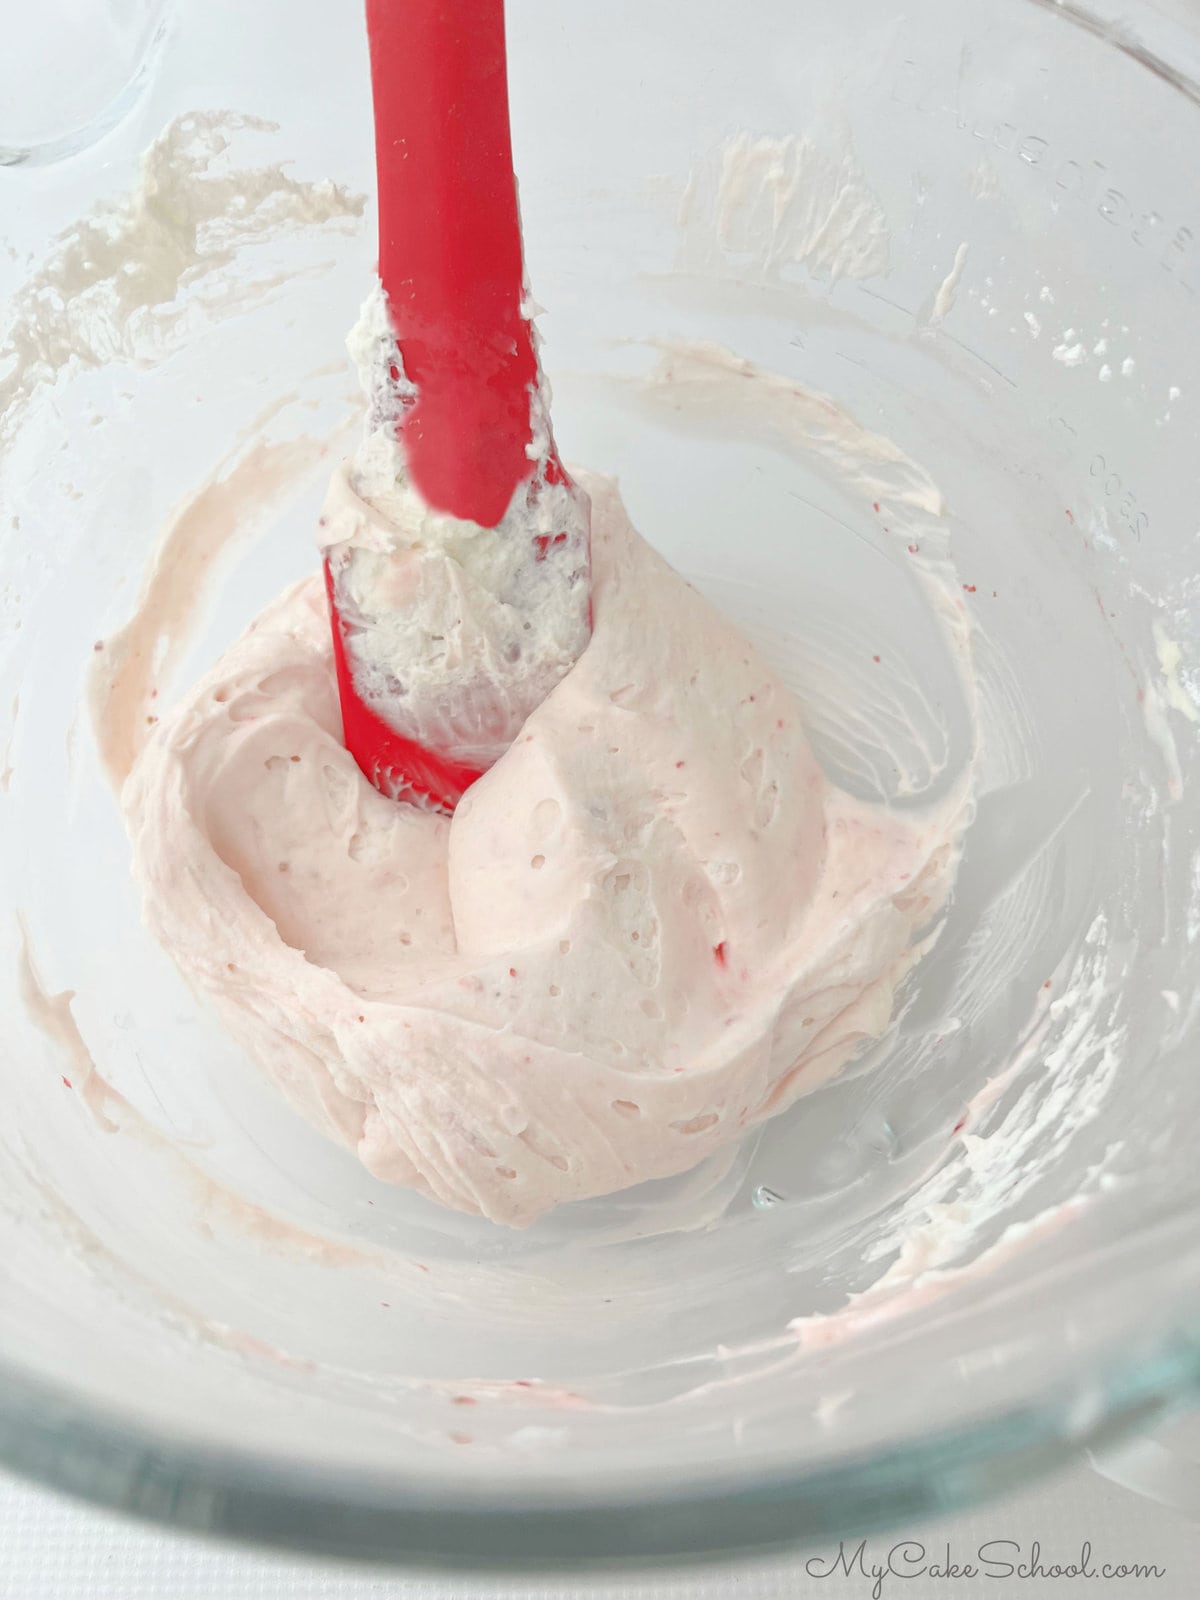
left=366, top=0, right=538, bottom=528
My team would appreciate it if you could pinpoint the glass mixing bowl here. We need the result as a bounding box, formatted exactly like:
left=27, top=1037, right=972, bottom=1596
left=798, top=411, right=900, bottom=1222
left=1, top=0, right=1199, bottom=1570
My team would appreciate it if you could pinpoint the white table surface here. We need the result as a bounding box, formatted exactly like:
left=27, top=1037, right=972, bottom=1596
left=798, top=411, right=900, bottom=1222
left=3, top=1419, right=1199, bottom=1600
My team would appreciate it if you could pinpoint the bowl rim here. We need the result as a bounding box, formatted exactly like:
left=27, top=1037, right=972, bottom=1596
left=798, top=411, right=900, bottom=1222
left=0, top=1326, right=1196, bottom=1567
left=1, top=1200, right=1198, bottom=1566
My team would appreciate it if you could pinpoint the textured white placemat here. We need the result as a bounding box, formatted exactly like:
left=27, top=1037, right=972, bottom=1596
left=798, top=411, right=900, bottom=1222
left=3, top=1429, right=1200, bottom=1600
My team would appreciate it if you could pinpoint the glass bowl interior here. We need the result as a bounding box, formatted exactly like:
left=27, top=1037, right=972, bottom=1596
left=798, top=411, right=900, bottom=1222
left=0, top=0, right=1198, bottom=1568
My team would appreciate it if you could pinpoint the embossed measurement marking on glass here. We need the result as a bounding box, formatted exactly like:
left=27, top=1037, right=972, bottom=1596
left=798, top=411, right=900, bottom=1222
left=889, top=57, right=1196, bottom=296
left=1047, top=407, right=1151, bottom=542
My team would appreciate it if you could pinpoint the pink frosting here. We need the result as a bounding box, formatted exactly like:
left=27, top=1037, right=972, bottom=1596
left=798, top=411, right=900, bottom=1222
left=125, top=473, right=961, bottom=1225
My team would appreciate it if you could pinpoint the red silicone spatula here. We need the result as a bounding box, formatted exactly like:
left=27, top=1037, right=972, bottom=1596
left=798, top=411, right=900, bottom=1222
left=325, top=0, right=590, bottom=813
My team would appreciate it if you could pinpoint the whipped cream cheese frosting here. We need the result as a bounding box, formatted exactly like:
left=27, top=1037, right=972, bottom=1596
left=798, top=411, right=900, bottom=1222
left=126, top=425, right=963, bottom=1224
